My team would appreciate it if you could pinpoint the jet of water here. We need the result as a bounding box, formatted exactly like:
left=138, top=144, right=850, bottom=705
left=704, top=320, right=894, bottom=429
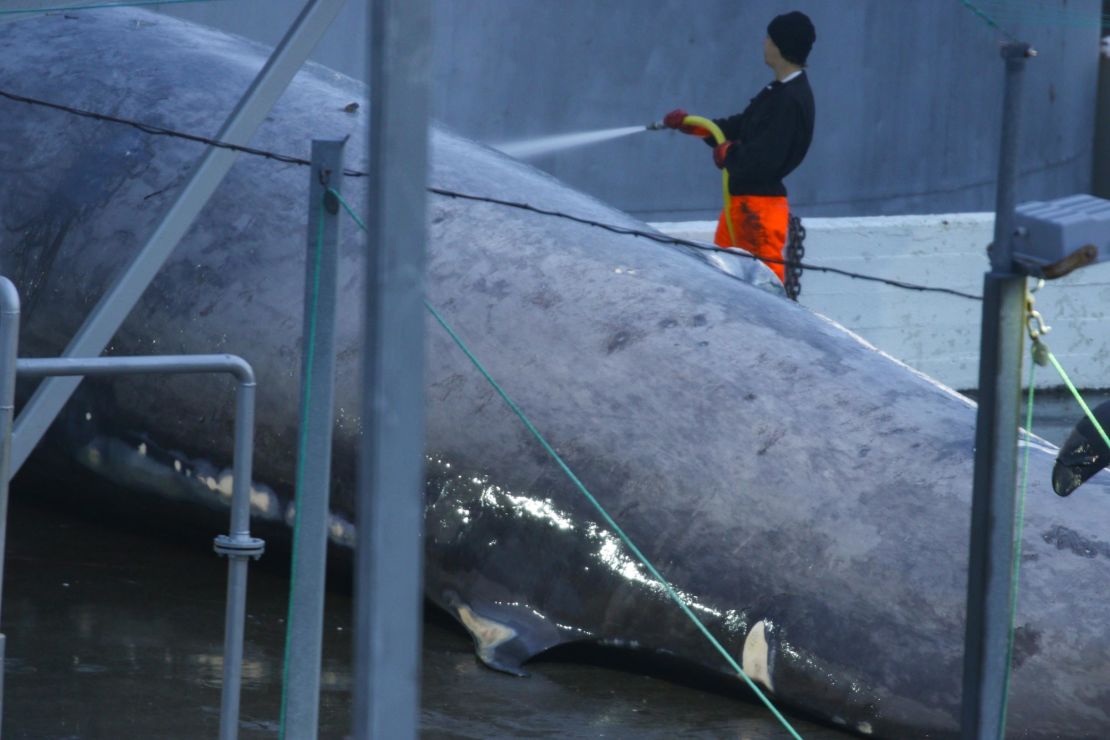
left=493, top=125, right=647, bottom=159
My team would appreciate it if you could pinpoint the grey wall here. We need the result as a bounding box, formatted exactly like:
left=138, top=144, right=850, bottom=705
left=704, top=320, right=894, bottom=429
left=159, top=0, right=1102, bottom=220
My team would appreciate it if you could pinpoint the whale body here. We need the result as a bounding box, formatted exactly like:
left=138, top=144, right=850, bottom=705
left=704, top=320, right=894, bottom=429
left=1, top=10, right=1109, bottom=739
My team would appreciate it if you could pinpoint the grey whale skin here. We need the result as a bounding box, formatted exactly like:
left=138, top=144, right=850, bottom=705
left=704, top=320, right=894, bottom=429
left=1, top=10, right=1108, bottom=739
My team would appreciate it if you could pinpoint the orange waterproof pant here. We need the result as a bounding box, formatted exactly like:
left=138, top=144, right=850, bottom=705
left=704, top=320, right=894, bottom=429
left=713, top=195, right=789, bottom=283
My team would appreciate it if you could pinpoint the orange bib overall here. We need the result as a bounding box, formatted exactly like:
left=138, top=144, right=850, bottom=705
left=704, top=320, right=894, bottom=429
left=713, top=195, right=789, bottom=284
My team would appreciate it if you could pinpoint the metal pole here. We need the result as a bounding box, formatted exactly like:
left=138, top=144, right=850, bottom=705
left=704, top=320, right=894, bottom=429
left=353, top=0, right=431, bottom=737
left=280, top=139, right=345, bottom=739
left=9, top=0, right=349, bottom=476
left=216, top=375, right=260, bottom=740
left=0, top=277, right=21, bottom=739
left=961, top=41, right=1033, bottom=740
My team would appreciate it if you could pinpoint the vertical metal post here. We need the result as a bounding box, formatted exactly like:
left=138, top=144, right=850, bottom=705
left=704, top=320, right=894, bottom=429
left=280, top=139, right=345, bottom=739
left=961, top=41, right=1033, bottom=740
left=353, top=0, right=431, bottom=738
left=216, top=369, right=261, bottom=740
left=9, top=0, right=349, bottom=477
left=0, top=277, right=20, bottom=739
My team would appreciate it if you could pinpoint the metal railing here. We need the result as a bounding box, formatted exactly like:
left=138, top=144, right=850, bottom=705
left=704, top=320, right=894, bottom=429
left=0, top=276, right=264, bottom=740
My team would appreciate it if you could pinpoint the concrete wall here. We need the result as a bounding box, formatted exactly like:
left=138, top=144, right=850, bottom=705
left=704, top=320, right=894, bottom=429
left=652, top=215, right=1110, bottom=392
left=156, top=0, right=1102, bottom=221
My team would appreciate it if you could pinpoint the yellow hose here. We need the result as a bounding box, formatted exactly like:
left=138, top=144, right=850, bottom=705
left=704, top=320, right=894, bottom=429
left=681, top=115, right=736, bottom=246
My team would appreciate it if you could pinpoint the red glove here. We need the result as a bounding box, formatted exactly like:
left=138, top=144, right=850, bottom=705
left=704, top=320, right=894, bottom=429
left=664, top=108, right=711, bottom=137
left=662, top=108, right=688, bottom=129
left=713, top=141, right=733, bottom=169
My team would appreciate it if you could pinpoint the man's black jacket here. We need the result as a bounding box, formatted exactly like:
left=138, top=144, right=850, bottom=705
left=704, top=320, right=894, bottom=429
left=707, top=72, right=815, bottom=198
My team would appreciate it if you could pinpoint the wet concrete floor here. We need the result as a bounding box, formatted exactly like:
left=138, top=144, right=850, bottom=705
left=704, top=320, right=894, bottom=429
left=3, top=390, right=1104, bottom=738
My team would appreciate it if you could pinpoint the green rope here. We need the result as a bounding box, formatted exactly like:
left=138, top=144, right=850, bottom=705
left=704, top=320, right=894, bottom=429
left=1045, top=349, right=1110, bottom=455
left=0, top=0, right=221, bottom=14
left=959, top=0, right=1020, bottom=41
left=960, top=0, right=1107, bottom=34
left=999, top=342, right=1110, bottom=731
left=974, top=0, right=1110, bottom=30
left=328, top=187, right=804, bottom=739
left=422, top=304, right=802, bottom=736
left=329, top=188, right=368, bottom=232
left=278, top=197, right=328, bottom=740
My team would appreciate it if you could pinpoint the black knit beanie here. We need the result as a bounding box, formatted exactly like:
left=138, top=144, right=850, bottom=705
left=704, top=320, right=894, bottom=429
left=767, top=11, right=816, bottom=66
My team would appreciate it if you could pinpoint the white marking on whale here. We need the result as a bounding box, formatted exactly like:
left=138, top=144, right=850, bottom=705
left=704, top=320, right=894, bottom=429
left=742, top=619, right=774, bottom=692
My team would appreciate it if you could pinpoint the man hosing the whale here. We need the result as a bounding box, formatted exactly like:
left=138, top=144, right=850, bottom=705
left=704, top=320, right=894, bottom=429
left=661, top=10, right=816, bottom=283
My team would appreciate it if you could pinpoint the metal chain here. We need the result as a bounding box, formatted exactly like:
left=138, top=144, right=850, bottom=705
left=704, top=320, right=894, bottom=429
left=784, top=213, right=806, bottom=301
left=1025, top=279, right=1051, bottom=366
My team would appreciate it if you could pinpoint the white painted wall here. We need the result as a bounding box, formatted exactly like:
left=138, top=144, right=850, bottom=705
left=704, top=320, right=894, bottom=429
left=651, top=215, right=1110, bottom=391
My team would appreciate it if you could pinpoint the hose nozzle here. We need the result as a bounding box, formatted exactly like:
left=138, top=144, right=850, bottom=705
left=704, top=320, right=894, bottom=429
left=646, top=120, right=667, bottom=131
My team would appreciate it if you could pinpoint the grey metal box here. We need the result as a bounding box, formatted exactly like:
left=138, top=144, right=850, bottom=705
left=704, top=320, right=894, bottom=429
left=1013, top=194, right=1110, bottom=267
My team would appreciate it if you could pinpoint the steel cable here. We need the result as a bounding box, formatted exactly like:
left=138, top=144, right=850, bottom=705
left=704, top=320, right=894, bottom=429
left=0, top=86, right=983, bottom=300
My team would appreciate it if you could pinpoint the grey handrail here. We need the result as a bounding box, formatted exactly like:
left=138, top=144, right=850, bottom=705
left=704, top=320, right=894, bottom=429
left=7, top=348, right=263, bottom=740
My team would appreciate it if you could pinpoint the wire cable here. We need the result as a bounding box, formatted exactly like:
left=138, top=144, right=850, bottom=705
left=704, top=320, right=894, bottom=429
left=0, top=89, right=315, bottom=168
left=426, top=187, right=985, bottom=300
left=0, top=85, right=983, bottom=300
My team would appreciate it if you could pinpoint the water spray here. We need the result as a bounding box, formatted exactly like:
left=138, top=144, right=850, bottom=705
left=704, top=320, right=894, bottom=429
left=493, top=126, right=648, bottom=159
left=493, top=115, right=735, bottom=244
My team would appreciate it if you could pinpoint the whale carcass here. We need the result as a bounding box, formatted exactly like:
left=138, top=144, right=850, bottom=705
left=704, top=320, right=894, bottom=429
left=1, top=10, right=1109, bottom=739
